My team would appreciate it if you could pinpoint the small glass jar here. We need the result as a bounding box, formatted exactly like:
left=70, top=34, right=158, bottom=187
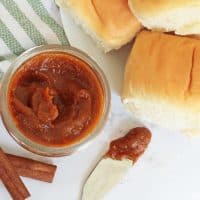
left=0, top=45, right=111, bottom=157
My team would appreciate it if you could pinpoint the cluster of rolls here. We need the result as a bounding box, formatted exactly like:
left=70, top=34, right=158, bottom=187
left=56, top=0, right=200, bottom=51
left=56, top=0, right=200, bottom=134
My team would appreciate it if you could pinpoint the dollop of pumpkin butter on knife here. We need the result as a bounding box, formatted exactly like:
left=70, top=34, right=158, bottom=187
left=82, top=127, right=152, bottom=200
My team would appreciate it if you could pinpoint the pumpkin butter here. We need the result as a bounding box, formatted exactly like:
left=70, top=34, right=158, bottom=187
left=7, top=52, right=104, bottom=147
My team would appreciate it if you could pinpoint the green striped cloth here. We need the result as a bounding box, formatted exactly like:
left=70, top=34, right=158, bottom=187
left=0, top=0, right=69, bottom=62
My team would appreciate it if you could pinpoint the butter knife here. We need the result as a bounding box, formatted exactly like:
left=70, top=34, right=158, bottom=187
left=82, top=127, right=152, bottom=200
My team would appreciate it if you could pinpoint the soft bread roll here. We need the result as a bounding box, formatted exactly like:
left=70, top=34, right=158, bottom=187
left=128, top=0, right=200, bottom=36
left=56, top=0, right=142, bottom=52
left=122, top=30, right=200, bottom=134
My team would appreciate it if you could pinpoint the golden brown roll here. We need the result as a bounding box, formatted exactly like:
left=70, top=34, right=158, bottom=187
left=122, top=30, right=200, bottom=134
left=128, top=0, right=200, bottom=36
left=56, top=0, right=142, bottom=52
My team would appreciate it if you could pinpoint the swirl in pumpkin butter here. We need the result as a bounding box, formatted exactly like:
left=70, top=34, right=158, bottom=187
left=7, top=52, right=104, bottom=147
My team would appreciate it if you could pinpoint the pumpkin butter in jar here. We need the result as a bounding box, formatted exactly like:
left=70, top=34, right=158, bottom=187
left=1, top=46, right=110, bottom=156
left=8, top=52, right=105, bottom=147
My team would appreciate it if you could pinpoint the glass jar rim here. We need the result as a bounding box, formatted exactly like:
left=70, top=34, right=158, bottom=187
left=0, top=45, right=111, bottom=157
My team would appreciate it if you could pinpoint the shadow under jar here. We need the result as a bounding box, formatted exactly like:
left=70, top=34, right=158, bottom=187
left=0, top=45, right=110, bottom=157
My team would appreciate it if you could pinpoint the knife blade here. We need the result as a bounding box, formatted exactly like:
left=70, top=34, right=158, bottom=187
left=81, top=127, right=152, bottom=200
left=82, top=158, right=132, bottom=200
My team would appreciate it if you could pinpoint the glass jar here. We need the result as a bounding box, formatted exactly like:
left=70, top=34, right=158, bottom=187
left=0, top=45, right=111, bottom=157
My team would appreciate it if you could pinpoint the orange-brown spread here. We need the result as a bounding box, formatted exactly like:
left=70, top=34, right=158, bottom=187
left=7, top=52, right=104, bottom=147
left=106, top=127, right=151, bottom=162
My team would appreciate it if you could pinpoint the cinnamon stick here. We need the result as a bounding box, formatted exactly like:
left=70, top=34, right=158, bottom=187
left=0, top=148, right=30, bottom=200
left=7, top=154, right=57, bottom=183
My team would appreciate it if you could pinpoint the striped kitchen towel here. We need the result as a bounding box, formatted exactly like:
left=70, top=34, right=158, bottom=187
left=0, top=0, right=69, bottom=62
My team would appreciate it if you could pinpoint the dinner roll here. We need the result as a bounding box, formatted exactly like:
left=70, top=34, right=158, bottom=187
left=122, top=30, right=200, bottom=134
left=128, top=0, right=200, bottom=36
left=56, top=0, right=142, bottom=52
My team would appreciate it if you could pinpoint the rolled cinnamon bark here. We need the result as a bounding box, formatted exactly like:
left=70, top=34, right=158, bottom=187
left=7, top=154, right=57, bottom=183
left=0, top=148, right=30, bottom=200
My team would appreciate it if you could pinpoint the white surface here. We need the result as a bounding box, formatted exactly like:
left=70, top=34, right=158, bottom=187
left=1, top=9, right=200, bottom=200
